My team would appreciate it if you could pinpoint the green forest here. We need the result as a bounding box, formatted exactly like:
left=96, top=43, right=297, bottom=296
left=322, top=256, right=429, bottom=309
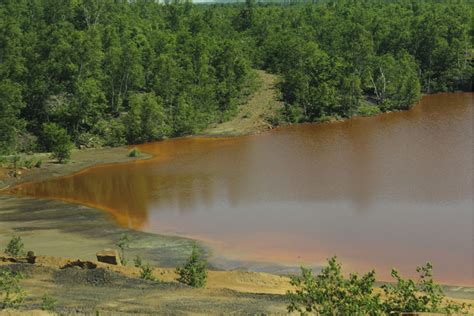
left=0, top=0, right=471, bottom=155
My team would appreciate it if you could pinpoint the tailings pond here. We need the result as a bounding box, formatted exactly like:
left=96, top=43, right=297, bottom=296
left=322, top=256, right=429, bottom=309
left=11, top=93, right=473, bottom=285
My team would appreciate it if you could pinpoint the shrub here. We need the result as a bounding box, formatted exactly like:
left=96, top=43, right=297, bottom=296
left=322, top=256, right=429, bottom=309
left=23, top=159, right=33, bottom=169
left=41, top=294, right=57, bottom=311
left=4, top=236, right=25, bottom=257
left=133, top=255, right=143, bottom=268
left=128, top=147, right=141, bottom=157
left=357, top=103, right=381, bottom=116
left=133, top=255, right=156, bottom=281
left=10, top=155, right=20, bottom=177
left=0, top=80, right=25, bottom=156
left=124, top=92, right=170, bottom=143
left=42, top=123, right=73, bottom=163
left=93, top=118, right=126, bottom=147
left=317, top=114, right=342, bottom=123
left=115, top=233, right=130, bottom=265
left=264, top=111, right=284, bottom=127
left=76, top=132, right=102, bottom=149
left=17, top=132, right=37, bottom=153
left=287, top=257, right=470, bottom=315
left=287, top=257, right=381, bottom=315
left=382, top=262, right=470, bottom=314
left=0, top=269, right=25, bottom=310
left=282, top=105, right=304, bottom=123
left=176, top=244, right=207, bottom=288
left=35, top=159, right=42, bottom=168
left=139, top=263, right=156, bottom=281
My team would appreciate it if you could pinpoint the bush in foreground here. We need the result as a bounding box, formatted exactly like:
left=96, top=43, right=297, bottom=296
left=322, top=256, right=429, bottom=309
left=41, top=294, right=57, bottom=312
left=176, top=244, right=207, bottom=288
left=133, top=256, right=157, bottom=281
left=382, top=262, right=468, bottom=314
left=287, top=257, right=380, bottom=315
left=287, top=257, right=469, bottom=315
left=139, top=263, right=157, bottom=281
left=0, top=269, right=25, bottom=310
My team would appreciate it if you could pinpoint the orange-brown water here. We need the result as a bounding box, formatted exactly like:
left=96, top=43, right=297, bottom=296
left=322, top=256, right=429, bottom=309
left=11, top=93, right=473, bottom=285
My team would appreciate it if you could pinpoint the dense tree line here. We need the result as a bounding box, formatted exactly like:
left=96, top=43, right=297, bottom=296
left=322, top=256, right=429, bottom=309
left=0, top=0, right=255, bottom=154
left=0, top=0, right=471, bottom=155
left=242, top=0, right=471, bottom=121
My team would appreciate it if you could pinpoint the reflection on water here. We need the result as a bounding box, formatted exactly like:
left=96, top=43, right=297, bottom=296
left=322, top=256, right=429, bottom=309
left=11, top=93, right=473, bottom=285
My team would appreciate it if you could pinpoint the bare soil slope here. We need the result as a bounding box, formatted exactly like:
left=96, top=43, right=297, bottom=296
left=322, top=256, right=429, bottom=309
left=204, top=70, right=283, bottom=136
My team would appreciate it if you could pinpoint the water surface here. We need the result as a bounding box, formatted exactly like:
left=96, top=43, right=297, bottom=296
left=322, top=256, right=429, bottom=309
left=12, top=93, right=473, bottom=285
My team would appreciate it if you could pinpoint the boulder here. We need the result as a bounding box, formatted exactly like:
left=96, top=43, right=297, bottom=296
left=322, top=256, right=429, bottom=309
left=96, top=249, right=121, bottom=265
